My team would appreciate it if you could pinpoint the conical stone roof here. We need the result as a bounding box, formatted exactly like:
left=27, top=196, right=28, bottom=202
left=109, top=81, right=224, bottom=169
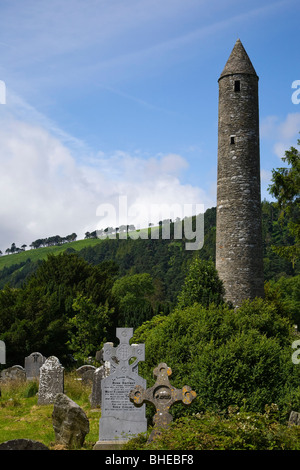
left=219, top=39, right=258, bottom=80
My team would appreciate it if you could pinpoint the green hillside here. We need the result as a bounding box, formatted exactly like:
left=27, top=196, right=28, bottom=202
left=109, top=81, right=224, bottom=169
left=0, top=202, right=298, bottom=293
left=0, top=237, right=104, bottom=270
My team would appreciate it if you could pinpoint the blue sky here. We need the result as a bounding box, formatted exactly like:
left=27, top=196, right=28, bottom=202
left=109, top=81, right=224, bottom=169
left=0, top=0, right=299, bottom=252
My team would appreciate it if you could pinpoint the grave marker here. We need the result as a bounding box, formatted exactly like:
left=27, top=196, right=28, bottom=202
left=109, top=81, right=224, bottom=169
left=130, top=362, right=196, bottom=441
left=90, top=349, right=110, bottom=408
left=0, top=340, right=5, bottom=364
left=93, top=328, right=147, bottom=450
left=24, top=352, right=46, bottom=380
left=37, top=356, right=64, bottom=405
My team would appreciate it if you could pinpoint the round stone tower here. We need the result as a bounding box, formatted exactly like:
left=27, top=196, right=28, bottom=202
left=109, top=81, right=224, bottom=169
left=216, top=39, right=264, bottom=307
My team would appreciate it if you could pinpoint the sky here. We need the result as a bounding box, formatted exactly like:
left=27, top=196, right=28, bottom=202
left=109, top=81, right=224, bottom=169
left=0, top=0, right=299, bottom=253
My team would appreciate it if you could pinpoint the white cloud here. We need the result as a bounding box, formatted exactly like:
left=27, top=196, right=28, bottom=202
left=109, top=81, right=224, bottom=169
left=260, top=169, right=272, bottom=182
left=0, top=114, right=213, bottom=253
left=279, top=113, right=300, bottom=141
left=261, top=112, right=300, bottom=159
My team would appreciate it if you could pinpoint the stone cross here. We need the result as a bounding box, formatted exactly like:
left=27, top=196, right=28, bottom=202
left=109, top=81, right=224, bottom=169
left=94, top=328, right=147, bottom=449
left=0, top=340, right=6, bottom=364
left=130, top=362, right=196, bottom=441
left=102, top=327, right=145, bottom=374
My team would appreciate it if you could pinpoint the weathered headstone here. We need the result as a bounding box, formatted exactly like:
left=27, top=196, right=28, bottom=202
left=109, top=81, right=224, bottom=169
left=52, top=393, right=89, bottom=449
left=0, top=340, right=6, bottom=364
left=0, top=365, right=26, bottom=382
left=90, top=366, right=105, bottom=408
left=24, top=352, right=46, bottom=380
left=93, top=328, right=147, bottom=450
left=130, top=362, right=197, bottom=442
left=90, top=347, right=110, bottom=408
left=37, top=356, right=64, bottom=405
left=76, top=364, right=96, bottom=384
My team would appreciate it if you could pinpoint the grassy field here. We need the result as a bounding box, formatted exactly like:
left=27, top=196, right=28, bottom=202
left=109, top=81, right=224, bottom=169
left=2, top=372, right=300, bottom=451
left=0, top=226, right=156, bottom=272
left=0, top=238, right=105, bottom=271
left=0, top=372, right=101, bottom=450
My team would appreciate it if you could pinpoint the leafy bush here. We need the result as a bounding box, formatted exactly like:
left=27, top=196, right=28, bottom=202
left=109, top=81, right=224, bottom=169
left=124, top=405, right=300, bottom=450
left=133, top=297, right=300, bottom=420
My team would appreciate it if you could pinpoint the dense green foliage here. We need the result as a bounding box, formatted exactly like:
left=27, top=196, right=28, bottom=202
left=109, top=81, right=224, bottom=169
left=0, top=254, right=119, bottom=366
left=177, top=255, right=225, bottom=308
left=124, top=406, right=300, bottom=450
left=132, top=284, right=300, bottom=420
left=268, top=138, right=300, bottom=267
left=112, top=273, right=155, bottom=328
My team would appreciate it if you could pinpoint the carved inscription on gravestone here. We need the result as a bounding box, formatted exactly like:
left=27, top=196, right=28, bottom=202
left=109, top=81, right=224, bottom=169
left=98, top=328, right=147, bottom=442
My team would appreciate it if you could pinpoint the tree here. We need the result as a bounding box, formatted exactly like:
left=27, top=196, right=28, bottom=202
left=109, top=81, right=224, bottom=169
left=67, top=294, right=113, bottom=363
left=0, top=253, right=118, bottom=366
left=268, top=137, right=300, bottom=267
left=112, top=273, right=154, bottom=327
left=177, top=255, right=225, bottom=309
left=133, top=298, right=299, bottom=417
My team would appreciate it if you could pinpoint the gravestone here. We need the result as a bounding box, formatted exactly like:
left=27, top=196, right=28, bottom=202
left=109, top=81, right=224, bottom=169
left=130, top=362, right=197, bottom=442
left=52, top=393, right=89, bottom=449
left=90, top=347, right=111, bottom=408
left=0, top=340, right=5, bottom=364
left=76, top=365, right=96, bottom=384
left=90, top=364, right=109, bottom=408
left=93, top=328, right=147, bottom=450
left=0, top=365, right=26, bottom=382
left=37, top=356, right=64, bottom=405
left=24, top=352, right=46, bottom=380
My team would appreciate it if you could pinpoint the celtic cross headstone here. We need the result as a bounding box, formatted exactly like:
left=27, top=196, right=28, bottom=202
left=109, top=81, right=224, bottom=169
left=94, top=328, right=147, bottom=449
left=130, top=362, right=197, bottom=441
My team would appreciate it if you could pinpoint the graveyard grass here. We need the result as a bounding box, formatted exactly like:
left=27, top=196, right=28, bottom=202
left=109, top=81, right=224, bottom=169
left=0, top=372, right=101, bottom=450
left=2, top=374, right=300, bottom=450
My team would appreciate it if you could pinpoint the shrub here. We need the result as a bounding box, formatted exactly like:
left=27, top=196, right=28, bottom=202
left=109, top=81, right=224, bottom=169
left=124, top=406, right=300, bottom=450
left=133, top=298, right=300, bottom=419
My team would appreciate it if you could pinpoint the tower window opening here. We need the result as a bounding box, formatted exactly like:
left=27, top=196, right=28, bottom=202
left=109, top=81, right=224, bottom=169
left=234, top=80, right=240, bottom=92
left=230, top=136, right=235, bottom=145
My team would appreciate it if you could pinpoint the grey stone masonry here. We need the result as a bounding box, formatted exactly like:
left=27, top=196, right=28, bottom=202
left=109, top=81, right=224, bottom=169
left=216, top=39, right=264, bottom=307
